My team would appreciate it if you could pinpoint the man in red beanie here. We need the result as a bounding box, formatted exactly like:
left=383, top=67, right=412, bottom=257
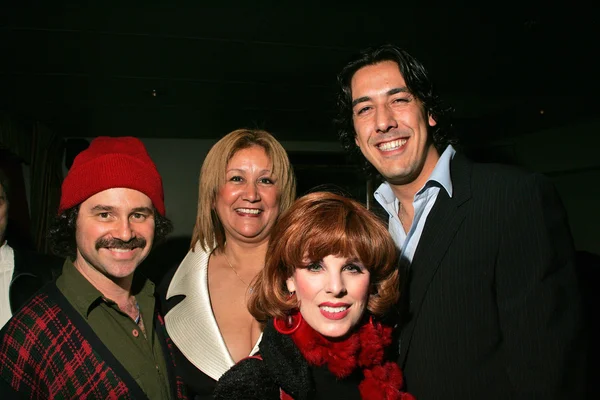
left=0, top=137, right=187, bottom=399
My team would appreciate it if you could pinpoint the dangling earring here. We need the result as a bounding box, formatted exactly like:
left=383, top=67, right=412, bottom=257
left=286, top=291, right=296, bottom=326
left=274, top=292, right=302, bottom=335
left=274, top=309, right=302, bottom=335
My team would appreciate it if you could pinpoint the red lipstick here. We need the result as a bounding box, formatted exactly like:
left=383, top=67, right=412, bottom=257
left=319, top=302, right=351, bottom=320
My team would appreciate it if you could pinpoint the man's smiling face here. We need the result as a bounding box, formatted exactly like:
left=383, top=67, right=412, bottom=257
left=351, top=60, right=439, bottom=187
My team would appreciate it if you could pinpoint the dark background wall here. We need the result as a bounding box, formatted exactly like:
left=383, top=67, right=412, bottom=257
left=1, top=2, right=598, bottom=255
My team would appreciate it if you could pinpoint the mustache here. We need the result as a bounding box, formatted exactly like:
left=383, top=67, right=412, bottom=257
left=95, top=237, right=147, bottom=251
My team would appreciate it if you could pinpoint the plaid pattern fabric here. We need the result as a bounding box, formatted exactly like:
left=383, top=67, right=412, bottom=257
left=157, top=314, right=188, bottom=400
left=0, top=291, right=132, bottom=399
left=0, top=289, right=188, bottom=399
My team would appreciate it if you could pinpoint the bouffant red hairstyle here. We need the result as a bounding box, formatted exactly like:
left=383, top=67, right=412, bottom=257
left=248, top=191, right=400, bottom=322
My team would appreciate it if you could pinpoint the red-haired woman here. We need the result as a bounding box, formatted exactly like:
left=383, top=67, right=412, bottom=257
left=214, top=192, right=414, bottom=400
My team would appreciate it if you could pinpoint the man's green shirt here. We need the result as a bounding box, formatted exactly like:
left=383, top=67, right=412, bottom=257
left=56, top=260, right=172, bottom=400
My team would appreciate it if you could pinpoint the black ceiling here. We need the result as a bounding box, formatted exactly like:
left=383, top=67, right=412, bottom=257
left=1, top=2, right=597, bottom=144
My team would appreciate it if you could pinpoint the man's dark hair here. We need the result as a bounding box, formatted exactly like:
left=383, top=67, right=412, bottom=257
left=48, top=206, right=173, bottom=258
left=335, top=43, right=456, bottom=177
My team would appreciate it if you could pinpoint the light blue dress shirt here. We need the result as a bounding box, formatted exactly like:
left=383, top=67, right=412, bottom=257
left=374, top=145, right=456, bottom=263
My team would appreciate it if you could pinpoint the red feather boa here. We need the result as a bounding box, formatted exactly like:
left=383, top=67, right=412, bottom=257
left=285, top=317, right=415, bottom=400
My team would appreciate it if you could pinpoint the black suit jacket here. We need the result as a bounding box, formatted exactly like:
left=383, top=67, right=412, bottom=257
left=397, top=154, right=587, bottom=399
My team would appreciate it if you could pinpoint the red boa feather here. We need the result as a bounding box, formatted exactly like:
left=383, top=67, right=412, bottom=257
left=287, top=318, right=415, bottom=400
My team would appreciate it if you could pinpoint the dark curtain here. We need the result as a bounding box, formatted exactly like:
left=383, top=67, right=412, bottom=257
left=0, top=149, right=33, bottom=249
left=0, top=112, right=64, bottom=253
left=30, top=122, right=64, bottom=253
left=0, top=112, right=32, bottom=163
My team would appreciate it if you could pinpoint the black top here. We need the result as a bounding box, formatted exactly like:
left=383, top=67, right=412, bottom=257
left=214, top=320, right=366, bottom=400
left=158, top=264, right=217, bottom=399
left=170, top=340, right=217, bottom=399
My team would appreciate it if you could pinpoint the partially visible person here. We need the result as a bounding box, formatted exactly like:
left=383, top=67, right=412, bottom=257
left=0, top=137, right=186, bottom=399
left=215, top=191, right=414, bottom=400
left=335, top=43, right=586, bottom=399
left=160, top=129, right=296, bottom=398
left=0, top=168, right=63, bottom=329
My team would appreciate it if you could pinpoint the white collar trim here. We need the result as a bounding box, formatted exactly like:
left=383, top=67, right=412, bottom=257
left=165, top=242, right=261, bottom=381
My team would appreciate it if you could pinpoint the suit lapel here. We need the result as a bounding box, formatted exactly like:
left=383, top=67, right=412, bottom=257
left=399, top=154, right=472, bottom=365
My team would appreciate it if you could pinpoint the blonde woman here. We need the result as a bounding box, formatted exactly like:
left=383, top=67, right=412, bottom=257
left=160, top=129, right=296, bottom=399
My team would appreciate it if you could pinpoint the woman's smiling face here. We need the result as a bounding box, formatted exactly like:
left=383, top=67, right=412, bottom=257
left=286, top=254, right=371, bottom=339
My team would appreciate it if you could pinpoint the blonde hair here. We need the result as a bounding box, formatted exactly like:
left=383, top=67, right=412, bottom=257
left=191, top=129, right=296, bottom=252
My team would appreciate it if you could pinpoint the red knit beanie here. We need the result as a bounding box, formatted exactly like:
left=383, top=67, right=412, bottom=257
left=59, top=136, right=165, bottom=216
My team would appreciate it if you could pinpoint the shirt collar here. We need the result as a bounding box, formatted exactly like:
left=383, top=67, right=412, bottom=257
left=421, top=144, right=456, bottom=197
left=374, top=145, right=456, bottom=208
left=58, top=258, right=155, bottom=318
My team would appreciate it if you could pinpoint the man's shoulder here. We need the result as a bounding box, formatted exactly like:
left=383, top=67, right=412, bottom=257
left=0, top=286, right=67, bottom=363
left=455, top=152, right=525, bottom=175
left=2, top=284, right=62, bottom=331
left=455, top=152, right=549, bottom=189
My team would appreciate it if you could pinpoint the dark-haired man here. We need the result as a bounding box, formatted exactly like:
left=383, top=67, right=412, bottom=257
left=0, top=137, right=186, bottom=399
left=0, top=169, right=63, bottom=329
left=336, top=44, right=586, bottom=399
